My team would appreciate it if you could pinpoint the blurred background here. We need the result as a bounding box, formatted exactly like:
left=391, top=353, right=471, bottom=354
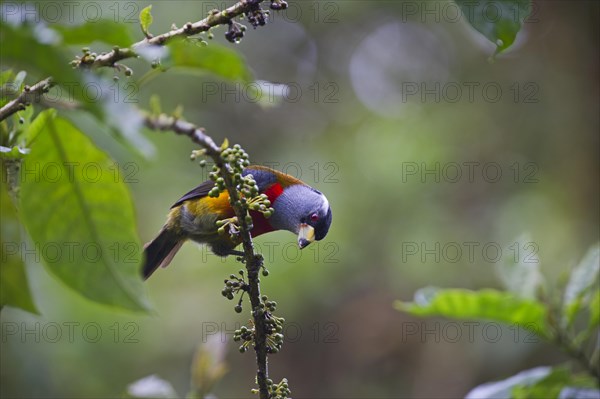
left=1, top=1, right=599, bottom=398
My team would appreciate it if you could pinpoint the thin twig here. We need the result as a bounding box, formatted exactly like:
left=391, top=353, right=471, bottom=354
left=143, top=112, right=271, bottom=398
left=0, top=78, right=53, bottom=122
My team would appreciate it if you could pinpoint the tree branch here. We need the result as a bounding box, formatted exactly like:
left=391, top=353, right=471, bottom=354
left=0, top=78, right=53, bottom=122
left=75, top=0, right=284, bottom=69
left=0, top=0, right=287, bottom=123
left=143, top=112, right=271, bottom=398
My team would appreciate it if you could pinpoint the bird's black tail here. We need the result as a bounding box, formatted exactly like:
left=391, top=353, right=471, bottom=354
left=142, top=228, right=183, bottom=279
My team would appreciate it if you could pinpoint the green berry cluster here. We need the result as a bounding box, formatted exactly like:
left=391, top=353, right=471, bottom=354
left=258, top=295, right=285, bottom=354
left=208, top=163, right=226, bottom=198
left=204, top=144, right=275, bottom=223
left=269, top=378, right=291, bottom=399
left=221, top=270, right=248, bottom=313
left=195, top=144, right=275, bottom=216
left=251, top=378, right=291, bottom=399
left=232, top=294, right=285, bottom=355
left=233, top=324, right=254, bottom=353
left=221, top=144, right=250, bottom=171
left=203, top=144, right=250, bottom=199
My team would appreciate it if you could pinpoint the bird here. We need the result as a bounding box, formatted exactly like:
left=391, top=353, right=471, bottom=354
left=142, top=165, right=332, bottom=279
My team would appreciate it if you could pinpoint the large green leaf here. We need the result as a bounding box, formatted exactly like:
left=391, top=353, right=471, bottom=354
left=164, top=39, right=253, bottom=82
left=19, top=116, right=150, bottom=312
left=0, top=177, right=38, bottom=314
left=562, top=245, right=600, bottom=327
left=455, top=0, right=532, bottom=55
left=52, top=20, right=134, bottom=47
left=394, top=287, right=550, bottom=337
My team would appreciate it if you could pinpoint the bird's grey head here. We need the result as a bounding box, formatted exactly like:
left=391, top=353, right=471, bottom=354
left=268, top=184, right=332, bottom=249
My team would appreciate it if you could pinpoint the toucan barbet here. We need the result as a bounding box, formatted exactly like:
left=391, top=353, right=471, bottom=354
left=142, top=165, right=332, bottom=278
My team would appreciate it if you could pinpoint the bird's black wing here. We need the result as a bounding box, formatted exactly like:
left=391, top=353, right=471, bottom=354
left=170, top=180, right=215, bottom=209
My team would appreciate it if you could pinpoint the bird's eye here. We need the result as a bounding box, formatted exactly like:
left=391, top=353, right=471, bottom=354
left=310, top=213, right=319, bottom=222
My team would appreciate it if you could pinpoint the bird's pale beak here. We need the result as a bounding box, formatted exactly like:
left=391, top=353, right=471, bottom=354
left=298, top=223, right=315, bottom=249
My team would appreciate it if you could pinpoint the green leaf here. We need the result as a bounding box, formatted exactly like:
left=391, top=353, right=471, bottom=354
left=139, top=5, right=154, bottom=38
left=562, top=245, right=600, bottom=327
left=165, top=39, right=253, bottom=82
left=0, top=178, right=38, bottom=314
left=20, top=116, right=151, bottom=312
left=394, top=287, right=550, bottom=337
left=495, top=233, right=543, bottom=300
left=220, top=138, right=229, bottom=151
left=52, top=20, right=134, bottom=47
left=455, top=0, right=532, bottom=55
